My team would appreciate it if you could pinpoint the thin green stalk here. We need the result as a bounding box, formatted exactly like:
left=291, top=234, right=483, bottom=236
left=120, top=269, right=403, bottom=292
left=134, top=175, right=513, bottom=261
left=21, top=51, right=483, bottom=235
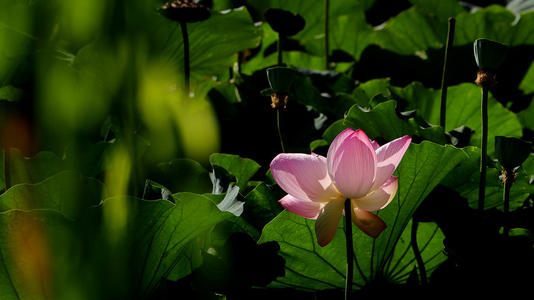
left=276, top=109, right=285, bottom=153
left=478, top=86, right=488, bottom=211
left=344, top=199, right=354, bottom=300
left=410, top=219, right=427, bottom=285
left=503, top=169, right=513, bottom=237
left=277, top=33, right=283, bottom=65
left=180, top=21, right=190, bottom=96
left=324, top=0, right=330, bottom=70
left=439, top=17, right=455, bottom=129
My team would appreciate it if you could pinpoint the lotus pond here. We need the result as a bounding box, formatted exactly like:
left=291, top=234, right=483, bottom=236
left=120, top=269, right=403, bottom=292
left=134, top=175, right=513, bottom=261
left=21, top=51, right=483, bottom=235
left=1, top=0, right=534, bottom=299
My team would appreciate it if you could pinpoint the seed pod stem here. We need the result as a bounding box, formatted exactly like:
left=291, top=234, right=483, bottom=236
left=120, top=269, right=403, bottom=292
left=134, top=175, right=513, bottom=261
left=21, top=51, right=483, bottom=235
left=478, top=86, right=488, bottom=211
left=502, top=168, right=513, bottom=238
left=439, top=17, right=455, bottom=129
left=180, top=21, right=190, bottom=96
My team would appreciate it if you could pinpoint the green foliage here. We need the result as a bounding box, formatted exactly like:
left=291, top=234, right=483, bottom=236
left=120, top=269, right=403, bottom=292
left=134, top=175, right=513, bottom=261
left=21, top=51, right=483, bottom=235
left=1, top=0, right=534, bottom=297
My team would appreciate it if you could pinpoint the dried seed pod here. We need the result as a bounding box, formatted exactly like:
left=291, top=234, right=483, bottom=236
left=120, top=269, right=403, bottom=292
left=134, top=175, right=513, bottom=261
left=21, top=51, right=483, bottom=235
left=264, top=8, right=305, bottom=37
left=159, top=0, right=211, bottom=23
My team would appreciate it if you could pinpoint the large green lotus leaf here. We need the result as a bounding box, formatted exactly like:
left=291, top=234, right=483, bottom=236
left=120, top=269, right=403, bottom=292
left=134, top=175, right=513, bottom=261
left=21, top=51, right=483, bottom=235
left=242, top=182, right=283, bottom=231
left=384, top=220, right=446, bottom=283
left=151, top=7, right=261, bottom=89
left=0, top=171, right=103, bottom=218
left=130, top=192, right=232, bottom=296
left=373, top=6, right=447, bottom=56
left=519, top=62, right=534, bottom=94
left=393, top=82, right=523, bottom=154
left=455, top=6, right=534, bottom=46
left=1, top=149, right=66, bottom=190
left=259, top=141, right=466, bottom=290
left=373, top=3, right=534, bottom=56
left=344, top=100, right=447, bottom=144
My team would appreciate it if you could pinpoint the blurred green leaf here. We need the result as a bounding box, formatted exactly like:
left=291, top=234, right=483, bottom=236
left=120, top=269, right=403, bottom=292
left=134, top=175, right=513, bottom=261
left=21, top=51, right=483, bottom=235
left=0, top=86, right=22, bottom=102
left=2, top=149, right=66, bottom=190
left=0, top=209, right=72, bottom=300
left=259, top=141, right=466, bottom=290
left=0, top=171, right=103, bottom=218
left=0, top=0, right=33, bottom=86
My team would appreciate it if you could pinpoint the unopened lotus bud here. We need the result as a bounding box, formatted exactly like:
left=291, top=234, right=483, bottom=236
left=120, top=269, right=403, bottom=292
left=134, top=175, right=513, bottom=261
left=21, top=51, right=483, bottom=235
left=159, top=0, right=210, bottom=23
left=264, top=8, right=305, bottom=37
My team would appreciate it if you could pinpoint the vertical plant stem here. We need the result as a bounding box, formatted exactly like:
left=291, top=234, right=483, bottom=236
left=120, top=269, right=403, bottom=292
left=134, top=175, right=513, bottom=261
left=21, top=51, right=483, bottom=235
left=439, top=17, right=455, bottom=129
left=478, top=86, right=488, bottom=211
left=503, top=169, right=513, bottom=238
left=276, top=109, right=286, bottom=153
left=277, top=33, right=283, bottom=65
left=410, top=219, right=427, bottom=285
left=344, top=199, right=354, bottom=300
left=180, top=21, right=190, bottom=96
left=324, top=0, right=330, bottom=70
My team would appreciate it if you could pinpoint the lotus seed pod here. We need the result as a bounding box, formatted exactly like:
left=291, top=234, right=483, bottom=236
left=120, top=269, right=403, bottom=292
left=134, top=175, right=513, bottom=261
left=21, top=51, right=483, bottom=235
left=495, top=136, right=532, bottom=170
left=264, top=8, right=305, bottom=37
left=473, top=38, right=507, bottom=71
left=159, top=0, right=211, bottom=23
left=266, top=67, right=296, bottom=94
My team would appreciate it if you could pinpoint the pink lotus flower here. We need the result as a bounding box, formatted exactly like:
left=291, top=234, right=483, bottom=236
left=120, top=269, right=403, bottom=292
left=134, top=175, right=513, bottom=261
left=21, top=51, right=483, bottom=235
left=270, top=128, right=411, bottom=246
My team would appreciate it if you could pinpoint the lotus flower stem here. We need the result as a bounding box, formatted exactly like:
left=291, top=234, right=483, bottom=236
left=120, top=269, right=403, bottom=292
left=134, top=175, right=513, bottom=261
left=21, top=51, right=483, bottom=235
left=180, top=21, right=190, bottom=96
left=478, top=86, right=488, bottom=211
left=503, top=168, right=513, bottom=237
left=344, top=198, right=354, bottom=300
left=324, top=0, right=330, bottom=70
left=439, top=17, right=455, bottom=129
left=410, top=219, right=427, bottom=285
left=276, top=109, right=286, bottom=152
left=277, top=33, right=283, bottom=65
